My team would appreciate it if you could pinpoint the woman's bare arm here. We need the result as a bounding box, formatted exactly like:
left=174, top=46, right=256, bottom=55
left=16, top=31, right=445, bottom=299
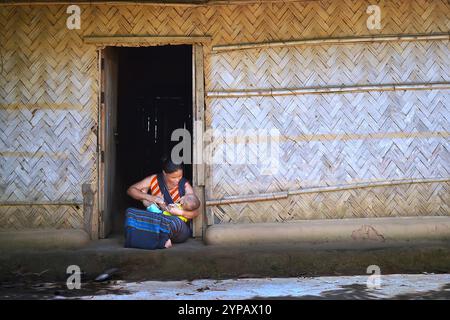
left=168, top=205, right=199, bottom=220
left=126, top=175, right=164, bottom=205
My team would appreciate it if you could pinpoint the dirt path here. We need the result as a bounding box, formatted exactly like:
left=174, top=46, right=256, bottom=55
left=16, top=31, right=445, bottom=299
left=1, top=274, right=449, bottom=300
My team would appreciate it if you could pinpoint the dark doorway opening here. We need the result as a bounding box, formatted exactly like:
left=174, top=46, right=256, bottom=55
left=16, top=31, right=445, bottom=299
left=112, top=45, right=193, bottom=234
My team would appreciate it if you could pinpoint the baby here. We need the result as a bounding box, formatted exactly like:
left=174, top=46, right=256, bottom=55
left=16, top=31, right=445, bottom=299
left=165, top=194, right=201, bottom=219
left=146, top=194, right=200, bottom=248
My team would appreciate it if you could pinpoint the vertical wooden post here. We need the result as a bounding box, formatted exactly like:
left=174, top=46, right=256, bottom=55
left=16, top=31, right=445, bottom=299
left=82, top=183, right=98, bottom=240
left=98, top=47, right=118, bottom=239
left=97, top=49, right=106, bottom=238
left=192, top=44, right=206, bottom=239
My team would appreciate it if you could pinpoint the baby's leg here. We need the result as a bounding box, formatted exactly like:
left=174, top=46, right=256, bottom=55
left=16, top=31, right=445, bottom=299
left=164, top=239, right=172, bottom=248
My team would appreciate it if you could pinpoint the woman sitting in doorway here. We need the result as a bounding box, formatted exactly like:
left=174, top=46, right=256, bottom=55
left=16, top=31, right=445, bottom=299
left=125, top=158, right=200, bottom=249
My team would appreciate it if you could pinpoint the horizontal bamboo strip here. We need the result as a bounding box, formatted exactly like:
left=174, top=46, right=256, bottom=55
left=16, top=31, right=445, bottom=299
left=205, top=0, right=308, bottom=5
left=205, top=177, right=450, bottom=206
left=0, top=1, right=201, bottom=6
left=284, top=131, right=450, bottom=142
left=288, top=177, right=450, bottom=196
left=84, top=35, right=211, bottom=45
left=0, top=103, right=83, bottom=110
left=206, top=191, right=289, bottom=206
left=212, top=33, right=450, bottom=52
left=206, top=82, right=450, bottom=98
left=0, top=151, right=69, bottom=159
left=0, top=201, right=83, bottom=206
left=0, top=0, right=306, bottom=6
left=208, top=131, right=450, bottom=144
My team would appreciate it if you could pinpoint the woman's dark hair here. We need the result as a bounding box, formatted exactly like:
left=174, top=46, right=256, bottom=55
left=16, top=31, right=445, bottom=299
left=161, top=156, right=184, bottom=174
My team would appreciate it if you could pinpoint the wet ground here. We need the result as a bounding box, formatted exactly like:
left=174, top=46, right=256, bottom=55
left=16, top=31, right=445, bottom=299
left=1, top=274, right=449, bottom=300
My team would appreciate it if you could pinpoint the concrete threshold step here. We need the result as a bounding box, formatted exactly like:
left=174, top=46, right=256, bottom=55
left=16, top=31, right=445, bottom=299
left=1, top=217, right=450, bottom=282
left=1, top=237, right=450, bottom=283
left=0, top=229, right=90, bottom=251
left=205, top=216, right=450, bottom=246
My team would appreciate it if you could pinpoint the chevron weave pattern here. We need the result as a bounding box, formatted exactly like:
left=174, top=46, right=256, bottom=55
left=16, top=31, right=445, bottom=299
left=0, top=0, right=449, bottom=228
left=0, top=205, right=82, bottom=230
left=0, top=5, right=98, bottom=229
left=206, top=89, right=450, bottom=193
left=208, top=41, right=450, bottom=91
left=211, top=181, right=450, bottom=223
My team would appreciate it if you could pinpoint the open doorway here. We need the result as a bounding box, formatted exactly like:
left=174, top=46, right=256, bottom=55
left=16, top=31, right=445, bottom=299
left=101, top=45, right=193, bottom=237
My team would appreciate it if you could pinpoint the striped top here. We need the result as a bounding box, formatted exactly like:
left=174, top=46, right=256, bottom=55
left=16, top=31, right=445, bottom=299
left=148, top=174, right=182, bottom=203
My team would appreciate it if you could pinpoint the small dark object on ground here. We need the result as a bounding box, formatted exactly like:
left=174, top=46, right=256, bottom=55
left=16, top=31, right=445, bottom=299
left=95, top=268, right=120, bottom=282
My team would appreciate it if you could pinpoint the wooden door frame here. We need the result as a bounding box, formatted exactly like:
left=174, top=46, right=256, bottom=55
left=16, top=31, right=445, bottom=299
left=192, top=44, right=206, bottom=239
left=96, top=42, right=206, bottom=239
left=97, top=47, right=118, bottom=239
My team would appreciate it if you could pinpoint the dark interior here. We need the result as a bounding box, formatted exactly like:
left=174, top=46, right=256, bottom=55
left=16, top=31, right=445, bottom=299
left=114, top=45, right=193, bottom=233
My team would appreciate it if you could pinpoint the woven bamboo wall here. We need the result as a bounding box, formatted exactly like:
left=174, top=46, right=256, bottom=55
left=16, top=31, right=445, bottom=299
left=0, top=5, right=99, bottom=229
left=0, top=0, right=449, bottom=229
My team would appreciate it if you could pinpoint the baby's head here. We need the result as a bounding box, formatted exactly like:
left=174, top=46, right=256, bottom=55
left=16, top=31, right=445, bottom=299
left=180, top=194, right=201, bottom=211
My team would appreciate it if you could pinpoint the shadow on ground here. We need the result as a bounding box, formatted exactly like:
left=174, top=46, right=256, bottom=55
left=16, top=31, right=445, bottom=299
left=391, top=283, right=450, bottom=300
left=0, top=280, right=132, bottom=300
left=251, top=283, right=450, bottom=300
left=251, top=284, right=382, bottom=300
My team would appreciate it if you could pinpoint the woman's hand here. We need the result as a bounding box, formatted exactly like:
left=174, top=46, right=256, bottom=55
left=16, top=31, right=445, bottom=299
left=159, top=202, right=169, bottom=212
left=142, top=199, right=152, bottom=207
left=142, top=196, right=164, bottom=208
left=151, top=196, right=165, bottom=206
left=166, top=204, right=184, bottom=216
left=127, top=175, right=165, bottom=206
